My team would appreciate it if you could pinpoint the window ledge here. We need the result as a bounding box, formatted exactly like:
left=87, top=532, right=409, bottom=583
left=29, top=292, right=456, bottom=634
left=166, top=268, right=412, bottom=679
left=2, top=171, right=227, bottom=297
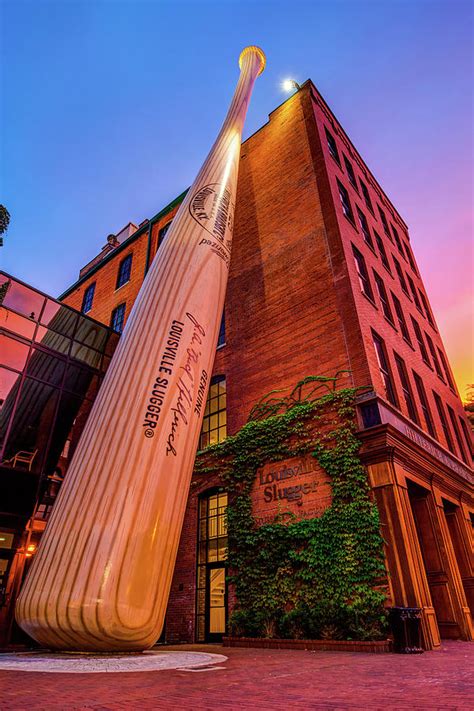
left=384, top=317, right=397, bottom=332
left=361, top=292, right=377, bottom=309
left=114, top=280, right=130, bottom=294
left=403, top=337, right=415, bottom=351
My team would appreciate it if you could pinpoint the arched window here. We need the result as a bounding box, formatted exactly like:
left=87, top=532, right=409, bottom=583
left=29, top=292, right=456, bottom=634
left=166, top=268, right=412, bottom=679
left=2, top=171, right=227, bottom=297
left=196, top=489, right=228, bottom=642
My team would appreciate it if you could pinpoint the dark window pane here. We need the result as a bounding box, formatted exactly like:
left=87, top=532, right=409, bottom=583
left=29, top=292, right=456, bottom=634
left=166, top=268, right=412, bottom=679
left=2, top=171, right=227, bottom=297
left=411, top=317, right=430, bottom=365
left=70, top=341, right=102, bottom=369
left=393, top=256, right=409, bottom=295
left=1, top=378, right=59, bottom=474
left=116, top=254, right=133, bottom=289
left=357, top=208, right=374, bottom=248
left=447, top=405, right=468, bottom=463
left=158, top=222, right=172, bottom=249
left=394, top=353, right=418, bottom=423
left=374, top=231, right=391, bottom=272
left=343, top=155, right=357, bottom=189
left=337, top=180, right=355, bottom=222
left=413, top=371, right=436, bottom=438
left=217, top=311, right=225, bottom=347
left=26, top=348, right=66, bottom=386
left=74, top=318, right=109, bottom=350
left=81, top=283, right=95, bottom=313
left=433, top=392, right=455, bottom=454
left=63, top=362, right=95, bottom=396
left=325, top=128, right=340, bottom=163
left=111, top=303, right=126, bottom=334
left=373, top=272, right=394, bottom=323
left=359, top=179, right=373, bottom=213
left=378, top=206, right=391, bottom=239
left=391, top=293, right=411, bottom=344
left=372, top=331, right=397, bottom=406
left=352, top=245, right=374, bottom=300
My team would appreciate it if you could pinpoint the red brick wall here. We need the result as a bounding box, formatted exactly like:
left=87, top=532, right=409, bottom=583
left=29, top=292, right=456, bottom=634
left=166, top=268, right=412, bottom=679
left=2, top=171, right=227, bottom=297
left=309, top=85, right=472, bottom=461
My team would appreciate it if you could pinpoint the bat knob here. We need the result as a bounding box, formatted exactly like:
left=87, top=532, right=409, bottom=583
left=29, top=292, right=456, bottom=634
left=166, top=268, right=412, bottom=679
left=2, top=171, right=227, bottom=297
left=239, top=45, right=266, bottom=76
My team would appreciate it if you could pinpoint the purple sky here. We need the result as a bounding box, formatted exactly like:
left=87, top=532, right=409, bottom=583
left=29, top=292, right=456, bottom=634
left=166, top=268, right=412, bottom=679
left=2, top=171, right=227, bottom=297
left=1, top=0, right=472, bottom=397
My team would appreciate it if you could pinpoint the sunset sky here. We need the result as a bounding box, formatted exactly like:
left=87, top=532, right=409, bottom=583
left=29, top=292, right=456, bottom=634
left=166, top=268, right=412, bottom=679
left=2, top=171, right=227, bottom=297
left=1, top=0, right=472, bottom=398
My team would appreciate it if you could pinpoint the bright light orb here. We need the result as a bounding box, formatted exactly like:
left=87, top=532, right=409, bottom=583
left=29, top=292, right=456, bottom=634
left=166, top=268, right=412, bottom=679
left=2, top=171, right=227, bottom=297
left=282, top=78, right=297, bottom=92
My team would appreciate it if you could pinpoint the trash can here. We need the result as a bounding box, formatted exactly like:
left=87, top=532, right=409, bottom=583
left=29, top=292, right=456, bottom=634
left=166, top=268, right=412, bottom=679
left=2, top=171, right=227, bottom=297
left=389, top=607, right=424, bottom=653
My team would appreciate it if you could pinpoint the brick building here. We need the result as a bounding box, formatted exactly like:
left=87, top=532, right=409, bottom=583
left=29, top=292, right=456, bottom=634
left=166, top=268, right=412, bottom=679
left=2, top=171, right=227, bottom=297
left=59, top=80, right=473, bottom=650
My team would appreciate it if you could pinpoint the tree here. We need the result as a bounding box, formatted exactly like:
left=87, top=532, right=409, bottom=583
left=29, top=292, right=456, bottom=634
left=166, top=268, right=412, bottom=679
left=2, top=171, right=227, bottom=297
left=464, top=384, right=474, bottom=432
left=0, top=205, right=10, bottom=246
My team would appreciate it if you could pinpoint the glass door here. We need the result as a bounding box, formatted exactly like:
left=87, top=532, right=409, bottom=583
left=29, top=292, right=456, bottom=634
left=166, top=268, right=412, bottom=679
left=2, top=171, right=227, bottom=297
left=206, top=563, right=226, bottom=641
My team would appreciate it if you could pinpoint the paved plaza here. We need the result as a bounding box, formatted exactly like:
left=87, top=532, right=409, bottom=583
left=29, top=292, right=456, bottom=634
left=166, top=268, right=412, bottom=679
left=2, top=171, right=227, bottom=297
left=0, top=641, right=473, bottom=710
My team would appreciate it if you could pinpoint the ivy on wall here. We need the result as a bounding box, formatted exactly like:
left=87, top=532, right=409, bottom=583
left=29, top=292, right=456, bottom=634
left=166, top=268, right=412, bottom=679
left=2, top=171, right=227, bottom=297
left=194, top=374, right=389, bottom=641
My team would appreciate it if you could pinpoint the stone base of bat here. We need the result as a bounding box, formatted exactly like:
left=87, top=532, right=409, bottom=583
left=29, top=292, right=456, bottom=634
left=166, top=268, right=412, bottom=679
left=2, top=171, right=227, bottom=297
left=0, top=649, right=228, bottom=673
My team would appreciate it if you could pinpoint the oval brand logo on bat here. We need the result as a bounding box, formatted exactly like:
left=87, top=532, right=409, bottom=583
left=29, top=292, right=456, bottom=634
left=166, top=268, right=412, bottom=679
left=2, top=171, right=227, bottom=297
left=190, top=183, right=234, bottom=247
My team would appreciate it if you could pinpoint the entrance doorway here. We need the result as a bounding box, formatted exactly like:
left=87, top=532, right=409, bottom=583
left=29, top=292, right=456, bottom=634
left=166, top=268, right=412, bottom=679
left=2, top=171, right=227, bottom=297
left=196, top=490, right=228, bottom=642
left=407, top=481, right=460, bottom=639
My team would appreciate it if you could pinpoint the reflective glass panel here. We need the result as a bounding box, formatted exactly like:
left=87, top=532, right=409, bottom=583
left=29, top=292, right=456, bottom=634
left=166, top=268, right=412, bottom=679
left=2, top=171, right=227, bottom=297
left=26, top=348, right=65, bottom=386
left=40, top=300, right=78, bottom=338
left=0, top=335, right=30, bottom=371
left=0, top=277, right=44, bottom=321
left=0, top=307, right=36, bottom=339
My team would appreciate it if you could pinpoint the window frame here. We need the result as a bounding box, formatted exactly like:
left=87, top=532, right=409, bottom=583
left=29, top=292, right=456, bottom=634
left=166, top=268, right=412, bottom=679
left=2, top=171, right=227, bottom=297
left=343, top=155, right=358, bottom=191
left=373, top=271, right=394, bottom=324
left=325, top=127, right=341, bottom=165
left=110, top=302, right=126, bottom=333
left=337, top=179, right=355, bottom=224
left=81, top=282, right=96, bottom=314
left=394, top=352, right=419, bottom=423
left=432, top=391, right=455, bottom=454
left=352, top=244, right=374, bottom=302
left=372, top=330, right=398, bottom=406
left=115, top=254, right=133, bottom=290
left=413, top=370, right=436, bottom=438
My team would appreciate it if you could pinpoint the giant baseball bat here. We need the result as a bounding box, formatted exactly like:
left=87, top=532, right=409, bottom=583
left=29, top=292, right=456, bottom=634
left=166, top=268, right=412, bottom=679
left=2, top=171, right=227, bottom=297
left=16, top=45, right=266, bottom=651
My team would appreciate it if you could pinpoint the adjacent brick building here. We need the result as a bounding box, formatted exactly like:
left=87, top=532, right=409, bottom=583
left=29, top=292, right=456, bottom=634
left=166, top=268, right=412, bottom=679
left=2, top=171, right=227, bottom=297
left=55, top=79, right=473, bottom=649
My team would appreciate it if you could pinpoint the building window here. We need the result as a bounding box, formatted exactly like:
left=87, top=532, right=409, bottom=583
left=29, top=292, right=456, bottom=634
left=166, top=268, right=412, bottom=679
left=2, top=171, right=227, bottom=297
left=403, top=241, right=418, bottom=274
left=337, top=180, right=355, bottom=223
left=413, top=371, right=436, bottom=438
left=110, top=303, right=126, bottom=333
left=393, top=256, right=409, bottom=296
left=116, top=254, right=132, bottom=289
left=433, top=392, right=455, bottom=454
left=425, top=333, right=444, bottom=381
left=411, top=316, right=430, bottom=365
left=343, top=155, right=358, bottom=190
left=158, top=221, right=172, bottom=249
left=447, top=405, right=468, bottom=463
left=407, top=274, right=423, bottom=313
left=217, top=311, right=225, bottom=348
left=81, top=283, right=95, bottom=314
left=372, top=331, right=397, bottom=406
left=458, top=416, right=472, bottom=458
left=391, top=224, right=405, bottom=257
left=359, top=179, right=373, bottom=213
left=437, top=348, right=455, bottom=390
left=394, top=353, right=419, bottom=423
left=196, top=490, right=228, bottom=642
left=391, top=292, right=411, bottom=343
left=419, top=290, right=435, bottom=328
left=199, top=375, right=226, bottom=449
left=374, top=231, right=391, bottom=272
left=325, top=127, right=340, bottom=164
left=352, top=245, right=374, bottom=301
left=373, top=272, right=394, bottom=323
left=356, top=207, right=374, bottom=249
left=378, top=205, right=391, bottom=239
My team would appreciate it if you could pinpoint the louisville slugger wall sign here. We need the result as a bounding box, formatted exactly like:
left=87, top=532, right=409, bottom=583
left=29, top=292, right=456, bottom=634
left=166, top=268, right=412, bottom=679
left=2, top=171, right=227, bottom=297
left=16, top=45, right=266, bottom=651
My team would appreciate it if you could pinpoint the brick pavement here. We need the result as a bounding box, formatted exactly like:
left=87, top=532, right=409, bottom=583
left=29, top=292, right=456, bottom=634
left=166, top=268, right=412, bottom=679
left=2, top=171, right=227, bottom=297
left=0, top=641, right=472, bottom=710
